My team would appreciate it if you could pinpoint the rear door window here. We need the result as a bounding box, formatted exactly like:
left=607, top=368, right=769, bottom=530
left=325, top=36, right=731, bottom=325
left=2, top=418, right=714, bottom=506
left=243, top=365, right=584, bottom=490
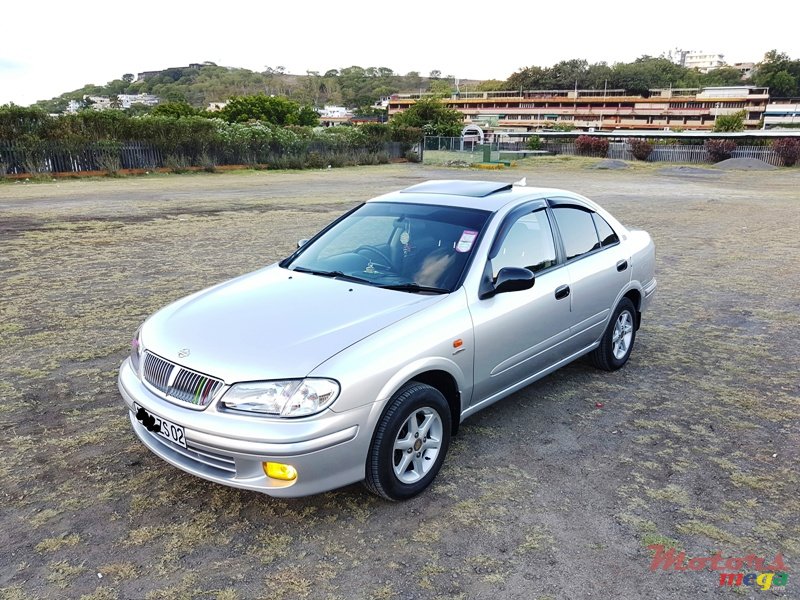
left=552, top=207, right=600, bottom=260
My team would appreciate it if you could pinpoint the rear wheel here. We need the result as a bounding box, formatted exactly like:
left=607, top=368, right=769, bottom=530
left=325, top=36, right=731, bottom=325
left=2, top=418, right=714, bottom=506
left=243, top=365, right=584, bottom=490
left=365, top=382, right=451, bottom=501
left=591, top=298, right=637, bottom=371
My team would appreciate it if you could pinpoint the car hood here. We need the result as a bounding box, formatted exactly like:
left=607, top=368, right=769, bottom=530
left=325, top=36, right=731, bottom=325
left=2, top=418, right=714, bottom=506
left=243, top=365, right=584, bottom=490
left=141, top=265, right=444, bottom=383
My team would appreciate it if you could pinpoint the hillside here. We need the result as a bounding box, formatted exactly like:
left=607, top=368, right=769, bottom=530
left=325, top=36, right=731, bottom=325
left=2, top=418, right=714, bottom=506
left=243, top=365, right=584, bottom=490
left=33, top=63, right=483, bottom=114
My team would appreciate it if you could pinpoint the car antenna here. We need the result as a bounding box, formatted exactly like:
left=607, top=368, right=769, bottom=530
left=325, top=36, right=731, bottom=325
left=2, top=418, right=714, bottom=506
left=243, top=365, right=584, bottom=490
left=513, top=177, right=527, bottom=187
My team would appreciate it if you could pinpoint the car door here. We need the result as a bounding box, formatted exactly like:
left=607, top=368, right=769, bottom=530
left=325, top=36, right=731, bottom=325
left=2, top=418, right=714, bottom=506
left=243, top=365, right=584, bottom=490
left=550, top=201, right=631, bottom=352
left=469, top=206, right=573, bottom=404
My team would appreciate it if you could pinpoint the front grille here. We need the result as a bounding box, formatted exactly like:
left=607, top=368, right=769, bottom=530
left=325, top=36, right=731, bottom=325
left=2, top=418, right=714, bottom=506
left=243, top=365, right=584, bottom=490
left=142, top=352, right=224, bottom=407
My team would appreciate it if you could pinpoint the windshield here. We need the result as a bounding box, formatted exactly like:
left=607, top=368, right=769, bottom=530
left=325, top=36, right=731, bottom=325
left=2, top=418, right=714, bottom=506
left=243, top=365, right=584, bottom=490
left=286, top=202, right=491, bottom=292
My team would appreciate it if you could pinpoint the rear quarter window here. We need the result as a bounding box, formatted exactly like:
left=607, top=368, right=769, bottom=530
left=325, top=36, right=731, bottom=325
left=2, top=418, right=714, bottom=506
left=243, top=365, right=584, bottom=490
left=592, top=213, right=620, bottom=247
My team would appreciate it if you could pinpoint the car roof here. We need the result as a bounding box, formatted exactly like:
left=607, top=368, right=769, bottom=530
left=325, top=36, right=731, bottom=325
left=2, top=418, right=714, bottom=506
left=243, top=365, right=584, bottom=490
left=367, top=180, right=580, bottom=213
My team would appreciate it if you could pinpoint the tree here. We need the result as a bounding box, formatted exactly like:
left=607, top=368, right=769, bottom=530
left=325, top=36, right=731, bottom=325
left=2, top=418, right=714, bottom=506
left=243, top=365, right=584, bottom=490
left=507, top=65, right=548, bottom=90
left=429, top=70, right=442, bottom=79
left=125, top=104, right=152, bottom=117
left=546, top=59, right=589, bottom=88
left=122, top=73, right=135, bottom=83
left=762, top=70, right=797, bottom=97
left=475, top=79, right=507, bottom=92
left=219, top=94, right=318, bottom=126
left=296, top=104, right=320, bottom=126
left=611, top=56, right=688, bottom=96
left=713, top=110, right=746, bottom=132
left=151, top=101, right=202, bottom=118
left=753, top=50, right=800, bottom=97
left=699, top=67, right=744, bottom=87
left=390, top=97, right=463, bottom=136
left=429, top=79, right=452, bottom=97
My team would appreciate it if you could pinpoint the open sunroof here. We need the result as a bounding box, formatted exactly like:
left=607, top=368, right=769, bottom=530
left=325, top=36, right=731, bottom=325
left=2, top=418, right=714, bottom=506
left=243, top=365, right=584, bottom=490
left=400, top=180, right=513, bottom=198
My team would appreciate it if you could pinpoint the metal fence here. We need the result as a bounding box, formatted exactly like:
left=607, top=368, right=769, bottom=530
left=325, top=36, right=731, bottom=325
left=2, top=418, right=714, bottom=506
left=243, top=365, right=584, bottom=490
left=535, top=142, right=783, bottom=166
left=0, top=141, right=164, bottom=175
left=423, top=137, right=529, bottom=152
left=0, top=140, right=409, bottom=175
left=423, top=136, right=787, bottom=166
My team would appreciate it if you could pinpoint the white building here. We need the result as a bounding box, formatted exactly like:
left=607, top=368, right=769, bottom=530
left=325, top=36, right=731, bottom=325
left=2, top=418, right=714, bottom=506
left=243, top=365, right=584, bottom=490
left=64, top=93, right=160, bottom=113
left=763, top=103, right=800, bottom=129
left=685, top=52, right=725, bottom=72
left=117, top=93, right=160, bottom=109
left=668, top=49, right=726, bottom=73
left=318, top=105, right=352, bottom=118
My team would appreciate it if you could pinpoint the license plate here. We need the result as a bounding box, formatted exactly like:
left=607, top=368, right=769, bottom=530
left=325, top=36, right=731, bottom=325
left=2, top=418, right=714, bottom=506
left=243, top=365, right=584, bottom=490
left=134, top=403, right=186, bottom=448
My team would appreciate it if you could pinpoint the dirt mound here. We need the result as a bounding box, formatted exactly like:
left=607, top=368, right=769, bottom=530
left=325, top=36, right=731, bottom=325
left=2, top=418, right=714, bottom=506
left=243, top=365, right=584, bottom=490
left=713, top=158, right=777, bottom=171
left=591, top=159, right=629, bottom=170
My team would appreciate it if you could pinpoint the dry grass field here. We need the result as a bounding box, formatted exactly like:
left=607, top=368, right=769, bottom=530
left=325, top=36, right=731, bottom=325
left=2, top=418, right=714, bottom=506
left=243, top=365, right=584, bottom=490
left=1, top=160, right=798, bottom=599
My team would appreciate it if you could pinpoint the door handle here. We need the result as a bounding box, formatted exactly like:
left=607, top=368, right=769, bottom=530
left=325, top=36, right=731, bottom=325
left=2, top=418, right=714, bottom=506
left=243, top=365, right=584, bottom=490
left=555, top=285, right=570, bottom=300
left=616, top=260, right=628, bottom=272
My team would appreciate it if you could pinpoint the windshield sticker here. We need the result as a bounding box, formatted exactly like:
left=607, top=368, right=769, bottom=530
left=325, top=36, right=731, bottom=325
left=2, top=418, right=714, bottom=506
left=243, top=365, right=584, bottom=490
left=456, top=230, right=479, bottom=253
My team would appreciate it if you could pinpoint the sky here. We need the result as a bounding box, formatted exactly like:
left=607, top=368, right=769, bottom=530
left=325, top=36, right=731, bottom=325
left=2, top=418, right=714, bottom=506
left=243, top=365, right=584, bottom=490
left=2, top=0, right=799, bottom=106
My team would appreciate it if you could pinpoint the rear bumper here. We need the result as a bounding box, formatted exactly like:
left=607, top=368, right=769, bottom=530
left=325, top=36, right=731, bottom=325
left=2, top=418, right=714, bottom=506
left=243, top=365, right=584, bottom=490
left=641, top=277, right=657, bottom=313
left=118, top=359, right=375, bottom=497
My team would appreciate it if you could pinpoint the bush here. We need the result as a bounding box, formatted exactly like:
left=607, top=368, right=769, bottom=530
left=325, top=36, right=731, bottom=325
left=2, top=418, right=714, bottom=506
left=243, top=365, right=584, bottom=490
left=704, top=139, right=737, bottom=162
left=575, top=135, right=609, bottom=158
left=404, top=150, right=421, bottom=163
left=772, top=138, right=800, bottom=167
left=164, top=154, right=191, bottom=173
left=526, top=135, right=542, bottom=150
left=628, top=138, right=653, bottom=161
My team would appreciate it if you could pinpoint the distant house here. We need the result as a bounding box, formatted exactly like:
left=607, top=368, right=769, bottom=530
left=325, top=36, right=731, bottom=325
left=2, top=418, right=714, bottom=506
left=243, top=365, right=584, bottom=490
left=117, top=93, right=160, bottom=108
left=207, top=102, right=228, bottom=112
left=732, top=62, right=755, bottom=80
left=64, top=93, right=160, bottom=113
left=318, top=105, right=353, bottom=127
left=667, top=49, right=728, bottom=73
left=684, top=52, right=726, bottom=73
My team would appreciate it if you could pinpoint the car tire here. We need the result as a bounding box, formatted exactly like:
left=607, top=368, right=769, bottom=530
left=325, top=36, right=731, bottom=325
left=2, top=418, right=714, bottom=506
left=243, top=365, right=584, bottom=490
left=365, top=382, right=451, bottom=501
left=591, top=297, right=637, bottom=371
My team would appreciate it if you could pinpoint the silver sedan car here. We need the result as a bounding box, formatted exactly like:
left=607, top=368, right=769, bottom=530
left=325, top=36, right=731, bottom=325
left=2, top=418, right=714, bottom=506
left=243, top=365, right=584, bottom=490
left=119, top=180, right=656, bottom=500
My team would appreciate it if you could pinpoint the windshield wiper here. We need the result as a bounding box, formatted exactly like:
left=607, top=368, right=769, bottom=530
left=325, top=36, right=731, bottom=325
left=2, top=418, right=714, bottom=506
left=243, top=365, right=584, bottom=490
left=291, top=266, right=372, bottom=284
left=378, top=283, right=450, bottom=294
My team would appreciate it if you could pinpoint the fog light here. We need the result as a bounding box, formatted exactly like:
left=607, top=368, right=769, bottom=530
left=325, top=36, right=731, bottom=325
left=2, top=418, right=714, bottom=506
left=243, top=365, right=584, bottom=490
left=263, top=462, right=297, bottom=481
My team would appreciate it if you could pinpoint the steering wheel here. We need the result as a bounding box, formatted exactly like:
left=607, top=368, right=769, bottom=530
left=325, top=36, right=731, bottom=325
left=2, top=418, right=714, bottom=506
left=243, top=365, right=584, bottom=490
left=355, top=245, right=394, bottom=271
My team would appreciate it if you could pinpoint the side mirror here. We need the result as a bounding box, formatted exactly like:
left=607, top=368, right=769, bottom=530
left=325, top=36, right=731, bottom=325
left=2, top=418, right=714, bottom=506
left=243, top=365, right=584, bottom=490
left=297, top=239, right=309, bottom=249
left=484, top=267, right=535, bottom=298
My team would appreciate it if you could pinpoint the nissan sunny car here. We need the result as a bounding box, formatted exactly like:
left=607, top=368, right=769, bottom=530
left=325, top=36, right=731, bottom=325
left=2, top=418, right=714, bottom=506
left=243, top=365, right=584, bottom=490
left=119, top=180, right=656, bottom=500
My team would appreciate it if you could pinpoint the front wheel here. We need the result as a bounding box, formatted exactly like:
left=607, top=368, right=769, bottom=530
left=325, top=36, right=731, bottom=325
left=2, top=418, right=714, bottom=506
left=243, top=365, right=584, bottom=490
left=591, top=297, right=637, bottom=371
left=365, top=382, right=451, bottom=501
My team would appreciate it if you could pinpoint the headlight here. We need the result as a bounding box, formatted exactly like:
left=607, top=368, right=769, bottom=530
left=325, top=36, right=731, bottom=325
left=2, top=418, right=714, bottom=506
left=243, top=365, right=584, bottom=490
left=221, top=379, right=340, bottom=417
left=130, top=327, right=143, bottom=374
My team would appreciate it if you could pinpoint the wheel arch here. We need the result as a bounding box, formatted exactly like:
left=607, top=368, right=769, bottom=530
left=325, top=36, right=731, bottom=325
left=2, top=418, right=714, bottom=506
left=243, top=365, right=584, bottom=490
left=410, top=370, right=461, bottom=436
left=622, top=287, right=642, bottom=329
left=373, top=357, right=467, bottom=438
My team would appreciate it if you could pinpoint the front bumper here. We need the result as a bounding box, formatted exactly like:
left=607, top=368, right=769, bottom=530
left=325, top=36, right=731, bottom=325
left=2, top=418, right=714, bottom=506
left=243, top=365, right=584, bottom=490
left=118, top=358, right=376, bottom=497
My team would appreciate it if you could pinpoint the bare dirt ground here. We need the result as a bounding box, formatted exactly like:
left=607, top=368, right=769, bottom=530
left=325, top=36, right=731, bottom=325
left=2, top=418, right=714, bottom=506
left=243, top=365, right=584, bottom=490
left=1, top=161, right=798, bottom=600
